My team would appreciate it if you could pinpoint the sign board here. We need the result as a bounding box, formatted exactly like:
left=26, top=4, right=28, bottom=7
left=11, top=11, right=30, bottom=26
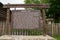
left=11, top=10, right=41, bottom=29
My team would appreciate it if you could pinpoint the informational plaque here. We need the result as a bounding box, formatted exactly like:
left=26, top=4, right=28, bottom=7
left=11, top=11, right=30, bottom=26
left=11, top=10, right=41, bottom=29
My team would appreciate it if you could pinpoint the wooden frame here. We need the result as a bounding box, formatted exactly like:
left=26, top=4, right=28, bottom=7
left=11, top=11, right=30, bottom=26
left=3, top=4, right=49, bottom=8
left=3, top=4, right=49, bottom=35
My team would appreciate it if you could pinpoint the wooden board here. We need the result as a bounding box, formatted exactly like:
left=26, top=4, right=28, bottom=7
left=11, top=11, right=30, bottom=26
left=11, top=10, right=41, bottom=29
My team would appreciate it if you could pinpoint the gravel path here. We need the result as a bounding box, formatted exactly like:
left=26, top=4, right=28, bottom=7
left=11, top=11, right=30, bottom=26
left=0, top=35, right=56, bottom=40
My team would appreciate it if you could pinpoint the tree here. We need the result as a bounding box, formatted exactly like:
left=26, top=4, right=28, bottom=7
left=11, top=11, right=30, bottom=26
left=0, top=2, right=3, bottom=8
left=24, top=0, right=49, bottom=4
left=48, top=0, right=60, bottom=23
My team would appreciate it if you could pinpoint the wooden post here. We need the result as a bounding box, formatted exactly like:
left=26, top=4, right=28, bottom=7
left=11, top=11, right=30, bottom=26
left=42, top=9, right=46, bottom=35
left=51, top=21, right=54, bottom=36
left=6, top=8, right=10, bottom=35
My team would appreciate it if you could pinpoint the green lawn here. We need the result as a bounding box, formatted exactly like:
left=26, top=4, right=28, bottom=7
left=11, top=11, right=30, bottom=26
left=53, top=35, right=60, bottom=40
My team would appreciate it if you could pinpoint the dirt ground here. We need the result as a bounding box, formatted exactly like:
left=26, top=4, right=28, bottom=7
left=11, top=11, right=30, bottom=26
left=0, top=35, right=56, bottom=40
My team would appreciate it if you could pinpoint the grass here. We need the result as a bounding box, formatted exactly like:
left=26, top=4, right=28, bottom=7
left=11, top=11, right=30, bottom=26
left=11, top=29, right=42, bottom=35
left=53, top=35, right=60, bottom=40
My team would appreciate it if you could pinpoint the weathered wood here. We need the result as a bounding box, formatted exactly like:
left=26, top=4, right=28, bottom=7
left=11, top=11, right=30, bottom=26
left=51, top=21, right=54, bottom=36
left=42, top=9, right=46, bottom=35
left=11, top=10, right=40, bottom=29
left=4, top=4, right=48, bottom=35
left=3, top=4, right=49, bottom=8
left=6, top=8, right=10, bottom=34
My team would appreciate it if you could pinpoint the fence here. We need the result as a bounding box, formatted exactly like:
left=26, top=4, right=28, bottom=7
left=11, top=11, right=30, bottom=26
left=1, top=18, right=60, bottom=36
left=10, top=21, right=60, bottom=35
left=0, top=19, right=60, bottom=36
left=0, top=21, right=6, bottom=35
left=46, top=22, right=60, bottom=36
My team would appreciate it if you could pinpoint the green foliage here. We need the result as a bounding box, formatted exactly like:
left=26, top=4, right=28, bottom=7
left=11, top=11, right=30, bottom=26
left=24, top=0, right=49, bottom=10
left=12, top=29, right=42, bottom=35
left=53, top=35, right=60, bottom=40
left=24, top=0, right=49, bottom=4
left=25, top=0, right=40, bottom=4
left=48, top=0, right=60, bottom=23
left=40, top=0, right=49, bottom=4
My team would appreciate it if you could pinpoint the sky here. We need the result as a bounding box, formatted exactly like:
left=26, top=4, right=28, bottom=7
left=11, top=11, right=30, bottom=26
left=0, top=0, right=24, bottom=4
left=0, top=0, right=25, bottom=10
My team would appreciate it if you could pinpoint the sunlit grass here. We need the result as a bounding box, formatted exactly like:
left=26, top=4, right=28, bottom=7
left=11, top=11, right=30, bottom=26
left=53, top=35, right=60, bottom=40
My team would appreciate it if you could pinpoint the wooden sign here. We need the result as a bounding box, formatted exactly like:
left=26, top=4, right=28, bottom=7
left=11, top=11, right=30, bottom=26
left=11, top=10, right=41, bottom=29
